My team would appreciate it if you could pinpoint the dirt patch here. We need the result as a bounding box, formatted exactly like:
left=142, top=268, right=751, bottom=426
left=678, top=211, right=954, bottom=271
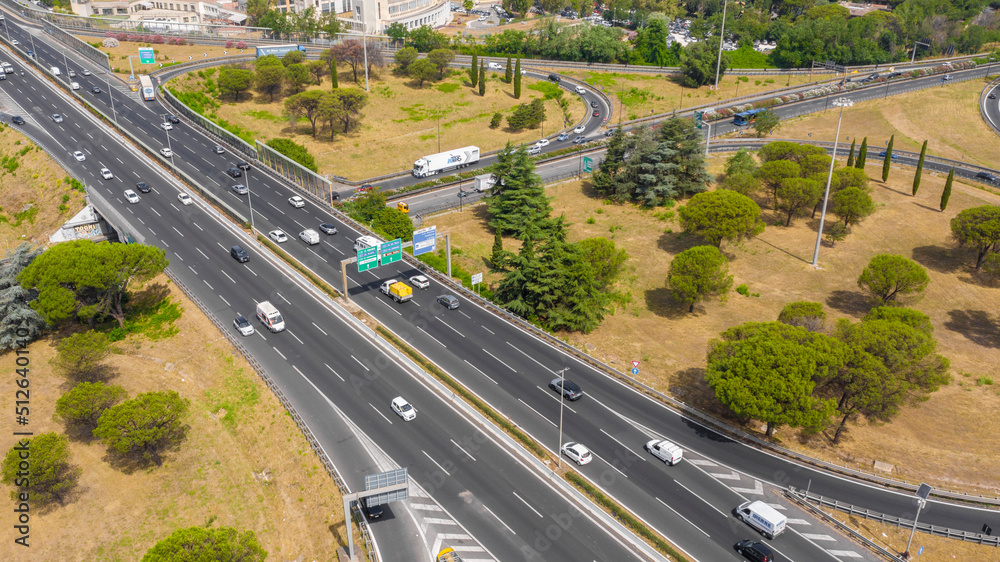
left=169, top=67, right=586, bottom=180
left=0, top=278, right=348, bottom=559
left=425, top=159, right=1000, bottom=493
left=76, top=36, right=243, bottom=78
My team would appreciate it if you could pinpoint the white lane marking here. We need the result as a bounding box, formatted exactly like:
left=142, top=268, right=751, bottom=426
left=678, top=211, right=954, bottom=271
left=511, top=492, right=544, bottom=519
left=244, top=264, right=258, bottom=277
left=150, top=207, right=161, bottom=217
left=423, top=450, right=451, bottom=476
left=599, top=429, right=644, bottom=461
left=196, top=248, right=209, bottom=260
left=537, top=386, right=577, bottom=413
left=324, top=363, right=345, bottom=382
left=203, top=279, right=214, bottom=290
left=192, top=221, right=203, bottom=231
left=674, top=480, right=727, bottom=517
left=311, top=322, right=328, bottom=336
left=517, top=398, right=556, bottom=427
left=351, top=355, right=370, bottom=371
left=276, top=292, right=290, bottom=304
left=507, top=341, right=556, bottom=374
left=172, top=226, right=184, bottom=237
left=370, top=403, right=393, bottom=424
left=463, top=360, right=497, bottom=385
left=481, top=348, right=516, bottom=372
left=656, top=497, right=711, bottom=537
left=307, top=248, right=328, bottom=262
left=481, top=504, right=516, bottom=535
left=435, top=316, right=465, bottom=337
left=480, top=324, right=495, bottom=335
left=590, top=450, right=628, bottom=479
left=219, top=295, right=230, bottom=307
left=418, top=326, right=448, bottom=348
left=273, top=347, right=287, bottom=360
left=287, top=330, right=304, bottom=345
left=221, top=270, right=236, bottom=284
left=451, top=439, right=477, bottom=462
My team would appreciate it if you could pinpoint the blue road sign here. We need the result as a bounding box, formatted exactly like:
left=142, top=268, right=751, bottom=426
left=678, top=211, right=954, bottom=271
left=413, top=226, right=437, bottom=257
left=631, top=368, right=639, bottom=375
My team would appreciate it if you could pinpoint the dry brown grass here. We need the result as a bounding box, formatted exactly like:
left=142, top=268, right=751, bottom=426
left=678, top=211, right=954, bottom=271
left=0, top=278, right=348, bottom=560
left=818, top=506, right=1000, bottom=562
left=765, top=77, right=1000, bottom=169
left=426, top=160, right=1000, bottom=493
left=170, top=67, right=586, bottom=180
left=76, top=35, right=244, bottom=78
left=0, top=125, right=87, bottom=253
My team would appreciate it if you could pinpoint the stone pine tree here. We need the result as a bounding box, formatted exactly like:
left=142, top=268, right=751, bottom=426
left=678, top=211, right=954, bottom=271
left=330, top=56, right=338, bottom=89
left=913, top=140, right=927, bottom=195
left=478, top=62, right=486, bottom=96
left=505, top=56, right=513, bottom=83
left=855, top=137, right=868, bottom=169
left=846, top=139, right=856, bottom=167
left=470, top=52, right=478, bottom=86
left=941, top=167, right=953, bottom=211
left=513, top=57, right=522, bottom=99
left=881, top=134, right=894, bottom=182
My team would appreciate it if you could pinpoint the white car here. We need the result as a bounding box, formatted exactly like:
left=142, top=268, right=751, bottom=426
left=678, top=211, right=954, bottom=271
left=159, top=148, right=173, bottom=158
left=575, top=86, right=587, bottom=95
left=233, top=315, right=255, bottom=336
left=82, top=69, right=91, bottom=76
left=288, top=195, right=305, bottom=208
left=160, top=122, right=173, bottom=130
left=268, top=230, right=288, bottom=243
left=177, top=192, right=193, bottom=205
left=71, top=82, right=80, bottom=90
left=100, top=168, right=113, bottom=180
left=573, top=125, right=586, bottom=134
left=11, top=40, right=19, bottom=46
left=409, top=275, right=430, bottom=289
left=561, top=442, right=593, bottom=465
left=487, top=62, right=503, bottom=70
left=73, top=150, right=86, bottom=162
left=123, top=189, right=139, bottom=204
left=391, top=396, right=416, bottom=421
left=535, top=138, right=550, bottom=148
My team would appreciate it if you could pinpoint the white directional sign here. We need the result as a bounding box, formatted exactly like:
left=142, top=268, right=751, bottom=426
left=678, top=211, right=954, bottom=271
left=470, top=272, right=483, bottom=285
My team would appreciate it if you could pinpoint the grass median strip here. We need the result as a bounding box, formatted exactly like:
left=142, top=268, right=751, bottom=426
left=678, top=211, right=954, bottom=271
left=374, top=324, right=687, bottom=561
left=257, top=234, right=342, bottom=300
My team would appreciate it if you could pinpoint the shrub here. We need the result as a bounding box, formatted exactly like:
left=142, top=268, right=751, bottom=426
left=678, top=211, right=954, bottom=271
left=225, top=40, right=234, bottom=48
left=102, top=38, right=120, bottom=48
left=236, top=41, right=248, bottom=50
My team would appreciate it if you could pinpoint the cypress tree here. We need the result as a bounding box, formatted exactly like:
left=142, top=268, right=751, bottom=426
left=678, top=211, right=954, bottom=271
left=513, top=57, right=522, bottom=99
left=856, top=137, right=868, bottom=169
left=490, top=229, right=506, bottom=270
left=505, top=56, right=513, bottom=83
left=912, top=140, right=927, bottom=195
left=881, top=134, right=894, bottom=182
left=846, top=139, right=856, bottom=167
left=330, top=56, right=338, bottom=89
left=470, top=52, right=478, bottom=86
left=479, top=62, right=486, bottom=96
left=940, top=167, right=953, bottom=211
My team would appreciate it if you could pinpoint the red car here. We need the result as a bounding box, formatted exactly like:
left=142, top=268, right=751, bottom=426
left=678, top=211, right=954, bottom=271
left=592, top=110, right=600, bottom=117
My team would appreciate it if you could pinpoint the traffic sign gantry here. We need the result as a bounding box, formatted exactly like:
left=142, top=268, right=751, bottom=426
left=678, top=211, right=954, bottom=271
left=358, top=246, right=378, bottom=272
left=379, top=238, right=402, bottom=266
left=583, top=156, right=593, bottom=173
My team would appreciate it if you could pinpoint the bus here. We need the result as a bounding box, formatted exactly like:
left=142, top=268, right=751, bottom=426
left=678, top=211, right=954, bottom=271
left=139, top=75, right=155, bottom=101
left=733, top=108, right=765, bottom=126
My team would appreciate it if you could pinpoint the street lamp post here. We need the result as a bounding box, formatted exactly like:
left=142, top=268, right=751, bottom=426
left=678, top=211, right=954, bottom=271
left=245, top=169, right=257, bottom=236
left=555, top=367, right=569, bottom=468
left=711, top=0, right=728, bottom=91
left=160, top=114, right=177, bottom=175
left=811, top=97, right=853, bottom=268
left=904, top=484, right=933, bottom=560
left=106, top=73, right=118, bottom=127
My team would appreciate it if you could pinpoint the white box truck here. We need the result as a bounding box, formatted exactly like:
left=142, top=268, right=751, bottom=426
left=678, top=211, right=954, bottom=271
left=255, top=301, right=285, bottom=333
left=354, top=235, right=382, bottom=252
left=473, top=173, right=496, bottom=192
left=645, top=439, right=683, bottom=465
left=412, top=146, right=480, bottom=178
left=736, top=500, right=787, bottom=539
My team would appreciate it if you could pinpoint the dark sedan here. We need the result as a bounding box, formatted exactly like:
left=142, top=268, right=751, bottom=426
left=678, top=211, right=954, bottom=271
left=91, top=86, right=102, bottom=94
left=226, top=167, right=242, bottom=178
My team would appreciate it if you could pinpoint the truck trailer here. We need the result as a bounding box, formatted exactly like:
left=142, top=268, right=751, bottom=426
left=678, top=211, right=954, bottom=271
left=412, top=146, right=480, bottom=178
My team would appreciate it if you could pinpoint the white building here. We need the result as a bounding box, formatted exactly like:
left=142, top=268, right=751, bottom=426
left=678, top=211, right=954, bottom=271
left=69, top=0, right=245, bottom=25
left=276, top=0, right=451, bottom=34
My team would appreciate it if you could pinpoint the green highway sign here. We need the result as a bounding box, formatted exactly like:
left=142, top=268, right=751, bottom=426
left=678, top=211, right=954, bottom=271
left=583, top=157, right=593, bottom=173
left=139, top=48, right=155, bottom=64
left=694, top=111, right=703, bottom=130
left=379, top=238, right=402, bottom=266
left=358, top=246, right=378, bottom=272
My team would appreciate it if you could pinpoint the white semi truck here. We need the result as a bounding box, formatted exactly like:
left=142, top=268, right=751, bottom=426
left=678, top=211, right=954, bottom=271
left=412, top=146, right=480, bottom=178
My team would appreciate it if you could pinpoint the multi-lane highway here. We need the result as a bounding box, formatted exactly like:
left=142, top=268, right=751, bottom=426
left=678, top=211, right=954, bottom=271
left=3, top=10, right=999, bottom=562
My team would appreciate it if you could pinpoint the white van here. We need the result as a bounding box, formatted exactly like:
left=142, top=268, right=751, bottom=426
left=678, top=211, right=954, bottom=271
left=354, top=235, right=381, bottom=252
left=645, top=439, right=683, bottom=465
left=299, top=229, right=319, bottom=245
left=50, top=66, right=61, bottom=76
left=255, top=301, right=285, bottom=333
left=736, top=500, right=787, bottom=539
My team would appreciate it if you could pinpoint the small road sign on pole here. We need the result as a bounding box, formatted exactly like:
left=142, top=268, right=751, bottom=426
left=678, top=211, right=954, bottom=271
left=632, top=360, right=640, bottom=368
left=583, top=157, right=593, bottom=173
left=631, top=368, right=639, bottom=375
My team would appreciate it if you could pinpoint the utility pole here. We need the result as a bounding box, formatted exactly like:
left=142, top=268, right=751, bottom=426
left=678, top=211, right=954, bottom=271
left=711, top=0, right=728, bottom=91
left=556, top=367, right=570, bottom=468
left=812, top=98, right=852, bottom=268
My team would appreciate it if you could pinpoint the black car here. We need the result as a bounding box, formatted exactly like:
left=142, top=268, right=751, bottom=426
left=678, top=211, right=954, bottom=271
left=547, top=73, right=561, bottom=82
left=360, top=497, right=383, bottom=520
left=605, top=129, right=617, bottom=137
left=990, top=93, right=997, bottom=100
left=887, top=71, right=902, bottom=79
left=226, top=167, right=242, bottom=178
left=319, top=223, right=338, bottom=235
left=135, top=181, right=151, bottom=193
left=91, top=86, right=102, bottom=94
left=549, top=378, right=583, bottom=401
left=166, top=115, right=180, bottom=124
left=975, top=171, right=998, bottom=183
left=735, top=539, right=773, bottom=562
left=230, top=245, right=250, bottom=262
left=11, top=115, right=24, bottom=125
left=236, top=161, right=251, bottom=170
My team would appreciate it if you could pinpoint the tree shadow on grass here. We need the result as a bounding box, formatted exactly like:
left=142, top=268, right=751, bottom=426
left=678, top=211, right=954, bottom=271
left=910, top=245, right=964, bottom=274
left=656, top=230, right=703, bottom=256
left=912, top=202, right=942, bottom=213
left=826, top=290, right=872, bottom=318
left=875, top=181, right=910, bottom=197
left=944, top=309, right=1000, bottom=349
left=644, top=286, right=698, bottom=319
left=127, top=282, right=171, bottom=315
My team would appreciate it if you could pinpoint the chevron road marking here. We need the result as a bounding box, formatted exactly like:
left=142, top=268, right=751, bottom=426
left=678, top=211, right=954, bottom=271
left=410, top=503, right=444, bottom=512
left=786, top=518, right=812, bottom=525
left=709, top=470, right=742, bottom=480
left=767, top=503, right=787, bottom=511
left=800, top=533, right=836, bottom=541
left=827, top=550, right=863, bottom=558
left=687, top=459, right=717, bottom=466
left=731, top=479, right=764, bottom=495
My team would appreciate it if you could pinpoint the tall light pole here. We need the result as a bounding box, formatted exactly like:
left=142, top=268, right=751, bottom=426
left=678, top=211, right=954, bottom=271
left=160, top=114, right=177, bottom=175
left=555, top=367, right=569, bottom=468
left=811, top=97, right=852, bottom=268
left=711, top=0, right=728, bottom=91
left=245, top=169, right=257, bottom=236
left=105, top=71, right=118, bottom=127
left=904, top=484, right=933, bottom=560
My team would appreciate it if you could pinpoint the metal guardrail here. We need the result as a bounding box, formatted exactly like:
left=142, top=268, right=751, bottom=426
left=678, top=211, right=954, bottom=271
left=36, top=16, right=112, bottom=71
left=255, top=139, right=335, bottom=204
left=785, top=489, right=906, bottom=562
left=158, top=75, right=259, bottom=161
left=787, top=487, right=1000, bottom=548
